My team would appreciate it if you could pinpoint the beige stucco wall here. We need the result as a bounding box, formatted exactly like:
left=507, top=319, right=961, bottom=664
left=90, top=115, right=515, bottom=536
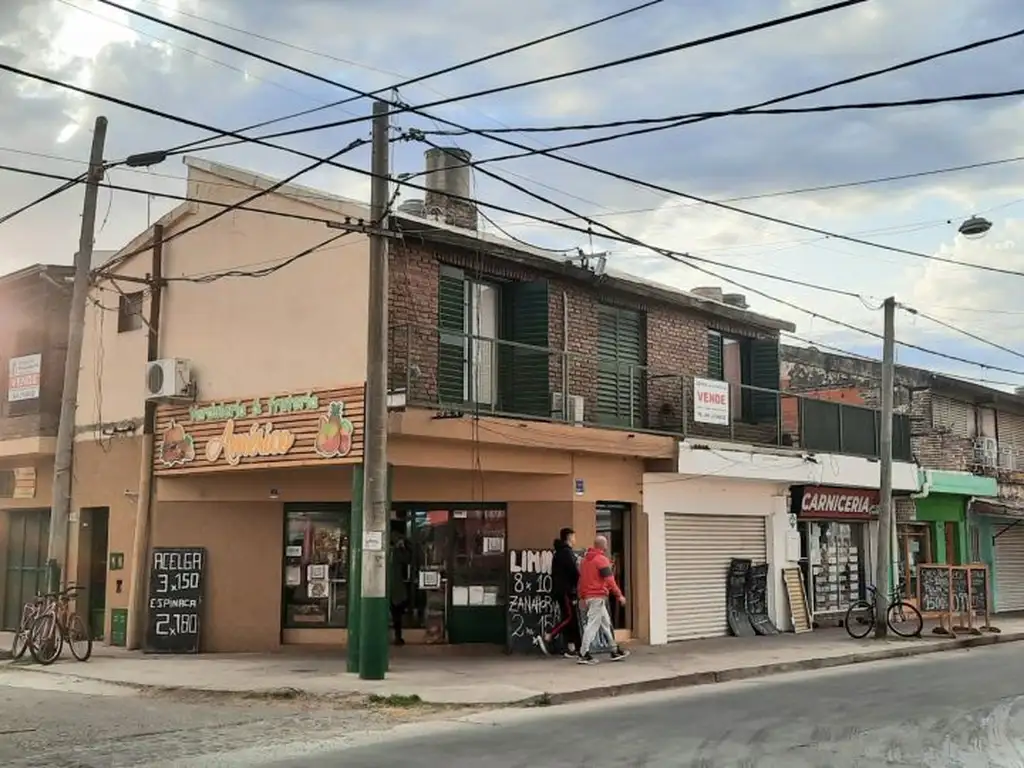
left=77, top=166, right=372, bottom=433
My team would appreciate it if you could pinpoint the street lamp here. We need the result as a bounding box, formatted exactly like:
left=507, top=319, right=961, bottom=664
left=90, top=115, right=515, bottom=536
left=958, top=215, right=992, bottom=239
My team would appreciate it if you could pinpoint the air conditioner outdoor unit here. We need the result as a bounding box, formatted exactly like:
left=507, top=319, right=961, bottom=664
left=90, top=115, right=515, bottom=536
left=551, top=392, right=585, bottom=425
left=145, top=358, right=194, bottom=401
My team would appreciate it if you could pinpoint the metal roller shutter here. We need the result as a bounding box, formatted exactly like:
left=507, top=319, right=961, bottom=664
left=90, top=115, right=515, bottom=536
left=665, top=514, right=767, bottom=641
left=995, top=525, right=1024, bottom=612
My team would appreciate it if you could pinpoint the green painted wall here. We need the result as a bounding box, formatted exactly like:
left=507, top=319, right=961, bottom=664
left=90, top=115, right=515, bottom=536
left=915, top=494, right=968, bottom=565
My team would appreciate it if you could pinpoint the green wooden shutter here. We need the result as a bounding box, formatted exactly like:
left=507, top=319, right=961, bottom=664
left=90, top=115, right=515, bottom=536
left=596, top=305, right=645, bottom=427
left=749, top=337, right=780, bottom=423
left=437, top=265, right=466, bottom=406
left=707, top=331, right=724, bottom=380
left=499, top=280, right=550, bottom=417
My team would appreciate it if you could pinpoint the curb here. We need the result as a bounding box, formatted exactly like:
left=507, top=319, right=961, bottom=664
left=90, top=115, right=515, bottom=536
left=3, top=633, right=1022, bottom=708
left=531, top=630, right=1024, bottom=707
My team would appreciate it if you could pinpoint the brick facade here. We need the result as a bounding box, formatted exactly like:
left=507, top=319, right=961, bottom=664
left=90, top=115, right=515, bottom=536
left=387, top=238, right=781, bottom=438
left=0, top=266, right=71, bottom=442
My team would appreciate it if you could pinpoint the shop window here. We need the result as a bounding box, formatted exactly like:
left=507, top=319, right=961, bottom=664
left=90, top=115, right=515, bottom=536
left=804, top=520, right=866, bottom=615
left=707, top=331, right=779, bottom=423
left=282, top=504, right=350, bottom=628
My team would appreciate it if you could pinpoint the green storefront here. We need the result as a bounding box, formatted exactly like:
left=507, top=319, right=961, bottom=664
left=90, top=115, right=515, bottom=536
left=911, top=469, right=997, bottom=567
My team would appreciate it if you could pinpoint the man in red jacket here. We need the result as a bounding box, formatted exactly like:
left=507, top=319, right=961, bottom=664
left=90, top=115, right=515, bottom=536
left=577, top=535, right=629, bottom=665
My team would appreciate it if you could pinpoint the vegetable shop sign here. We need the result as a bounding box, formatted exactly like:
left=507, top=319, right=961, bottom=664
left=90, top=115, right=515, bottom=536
left=155, top=385, right=364, bottom=474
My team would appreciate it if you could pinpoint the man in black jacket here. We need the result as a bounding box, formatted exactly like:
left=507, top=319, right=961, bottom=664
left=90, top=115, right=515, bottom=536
left=537, top=527, right=581, bottom=658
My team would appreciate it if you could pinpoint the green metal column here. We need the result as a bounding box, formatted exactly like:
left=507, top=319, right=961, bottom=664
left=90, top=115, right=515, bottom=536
left=346, top=464, right=363, bottom=673
left=358, top=464, right=392, bottom=679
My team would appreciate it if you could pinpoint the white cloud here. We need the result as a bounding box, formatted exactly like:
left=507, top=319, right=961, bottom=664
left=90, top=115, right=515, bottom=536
left=1, top=0, right=1024, bottom=385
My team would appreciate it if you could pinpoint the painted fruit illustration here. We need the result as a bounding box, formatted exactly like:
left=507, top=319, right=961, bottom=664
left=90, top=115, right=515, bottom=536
left=315, top=402, right=354, bottom=458
left=160, top=421, right=195, bottom=466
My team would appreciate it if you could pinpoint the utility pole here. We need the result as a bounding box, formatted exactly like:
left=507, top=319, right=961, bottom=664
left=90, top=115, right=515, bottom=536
left=358, top=101, right=391, bottom=680
left=126, top=224, right=164, bottom=649
left=46, top=116, right=108, bottom=593
left=874, top=296, right=896, bottom=638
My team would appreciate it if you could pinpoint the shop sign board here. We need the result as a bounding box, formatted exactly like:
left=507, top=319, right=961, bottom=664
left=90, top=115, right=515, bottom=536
left=798, top=485, right=880, bottom=520
left=154, top=384, right=364, bottom=475
left=693, top=377, right=730, bottom=425
left=7, top=353, right=41, bottom=402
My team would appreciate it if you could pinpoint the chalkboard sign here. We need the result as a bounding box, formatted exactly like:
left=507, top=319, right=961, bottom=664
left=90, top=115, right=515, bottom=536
left=970, top=567, right=988, bottom=613
left=746, top=563, right=778, bottom=635
left=919, top=565, right=950, bottom=615
left=506, top=549, right=559, bottom=654
left=951, top=567, right=970, bottom=614
left=727, top=559, right=755, bottom=637
left=146, top=547, right=206, bottom=654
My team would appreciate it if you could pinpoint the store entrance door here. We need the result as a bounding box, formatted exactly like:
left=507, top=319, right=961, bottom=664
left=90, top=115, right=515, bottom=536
left=391, top=506, right=507, bottom=645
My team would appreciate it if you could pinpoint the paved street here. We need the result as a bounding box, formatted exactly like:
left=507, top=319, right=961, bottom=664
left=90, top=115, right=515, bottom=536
left=266, top=644, right=1024, bottom=767
left=5, top=643, right=1024, bottom=766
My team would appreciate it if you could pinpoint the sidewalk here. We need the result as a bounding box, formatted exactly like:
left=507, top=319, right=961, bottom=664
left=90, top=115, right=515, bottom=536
left=3, top=619, right=1023, bottom=706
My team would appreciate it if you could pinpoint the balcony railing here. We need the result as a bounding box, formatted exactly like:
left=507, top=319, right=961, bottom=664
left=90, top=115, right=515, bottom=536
left=389, top=323, right=912, bottom=461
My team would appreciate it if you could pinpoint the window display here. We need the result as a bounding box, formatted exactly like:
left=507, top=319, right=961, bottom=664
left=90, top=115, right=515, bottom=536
left=807, top=521, right=864, bottom=614
left=282, top=505, right=350, bottom=628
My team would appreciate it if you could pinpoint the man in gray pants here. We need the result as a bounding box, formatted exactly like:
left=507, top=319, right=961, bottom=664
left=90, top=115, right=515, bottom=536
left=576, top=535, right=629, bottom=664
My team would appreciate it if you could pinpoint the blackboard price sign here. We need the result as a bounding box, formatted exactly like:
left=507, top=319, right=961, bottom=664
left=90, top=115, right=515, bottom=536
left=969, top=566, right=988, bottom=614
left=506, top=549, right=559, bottom=654
left=919, top=565, right=951, bottom=615
left=146, top=547, right=206, bottom=654
left=951, top=567, right=970, bottom=614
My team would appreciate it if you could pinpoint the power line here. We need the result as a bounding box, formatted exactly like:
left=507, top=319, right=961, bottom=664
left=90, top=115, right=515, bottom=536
left=899, top=305, right=1024, bottom=361
left=102, top=0, right=865, bottom=156
left=150, top=0, right=667, bottom=150
left=98, top=135, right=375, bottom=276
left=0, top=163, right=374, bottom=229
left=781, top=332, right=1024, bottom=387
left=92, top=7, right=1024, bottom=279
left=423, top=86, right=1024, bottom=135
left=0, top=172, right=86, bottom=226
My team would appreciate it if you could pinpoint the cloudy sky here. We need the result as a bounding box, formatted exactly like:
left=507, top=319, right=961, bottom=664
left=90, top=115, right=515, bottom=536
left=3, top=0, right=1024, bottom=388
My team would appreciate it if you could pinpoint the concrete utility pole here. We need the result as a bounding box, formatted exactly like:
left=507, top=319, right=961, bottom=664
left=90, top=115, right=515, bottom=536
left=874, top=296, right=896, bottom=639
left=358, top=101, right=391, bottom=680
left=47, top=116, right=108, bottom=593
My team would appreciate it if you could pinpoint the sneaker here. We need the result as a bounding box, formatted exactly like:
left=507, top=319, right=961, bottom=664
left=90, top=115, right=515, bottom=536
left=534, top=635, right=550, bottom=656
left=563, top=651, right=578, bottom=660
left=610, top=648, right=630, bottom=662
left=577, top=653, right=598, bottom=665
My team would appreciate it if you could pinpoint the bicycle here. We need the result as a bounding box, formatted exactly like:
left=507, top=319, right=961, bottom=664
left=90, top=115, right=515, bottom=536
left=844, top=580, right=923, bottom=639
left=28, top=585, right=92, bottom=665
left=11, top=592, right=50, bottom=660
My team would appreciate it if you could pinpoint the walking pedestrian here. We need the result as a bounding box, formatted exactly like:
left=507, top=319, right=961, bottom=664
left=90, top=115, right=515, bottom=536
left=389, top=533, right=411, bottom=646
left=576, top=535, right=629, bottom=665
left=536, top=527, right=581, bottom=658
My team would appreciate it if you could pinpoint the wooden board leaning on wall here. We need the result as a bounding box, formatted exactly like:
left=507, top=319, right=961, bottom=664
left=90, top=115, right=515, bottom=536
left=153, top=384, right=365, bottom=476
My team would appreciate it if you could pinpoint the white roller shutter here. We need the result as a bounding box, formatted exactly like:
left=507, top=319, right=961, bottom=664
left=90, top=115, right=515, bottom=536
left=665, top=514, right=767, bottom=642
left=994, top=525, right=1024, bottom=612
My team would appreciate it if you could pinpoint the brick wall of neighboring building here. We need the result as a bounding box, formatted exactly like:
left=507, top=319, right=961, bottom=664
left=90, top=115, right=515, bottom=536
left=0, top=267, right=71, bottom=442
left=388, top=239, right=780, bottom=439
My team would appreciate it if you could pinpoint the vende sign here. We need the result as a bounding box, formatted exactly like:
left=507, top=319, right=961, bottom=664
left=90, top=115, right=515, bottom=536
left=8, top=354, right=41, bottom=402
left=799, top=486, right=880, bottom=520
left=693, top=377, right=730, bottom=426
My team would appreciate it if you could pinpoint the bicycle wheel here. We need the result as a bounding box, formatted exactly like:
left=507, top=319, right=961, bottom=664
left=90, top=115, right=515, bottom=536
left=844, top=600, right=875, bottom=639
left=67, top=614, right=93, bottom=662
left=886, top=600, right=923, bottom=638
left=29, top=613, right=62, bottom=665
left=11, top=603, right=35, bottom=660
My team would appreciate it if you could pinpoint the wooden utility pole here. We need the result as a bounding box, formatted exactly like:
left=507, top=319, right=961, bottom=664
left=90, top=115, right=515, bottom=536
left=46, top=116, right=108, bottom=593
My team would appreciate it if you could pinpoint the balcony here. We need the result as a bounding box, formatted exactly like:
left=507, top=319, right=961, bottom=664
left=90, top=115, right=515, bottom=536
left=389, top=323, right=912, bottom=462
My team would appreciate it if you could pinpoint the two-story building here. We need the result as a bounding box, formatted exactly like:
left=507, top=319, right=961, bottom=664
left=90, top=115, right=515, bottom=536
left=782, top=345, right=1024, bottom=612
left=68, top=149, right=918, bottom=653
left=0, top=263, right=74, bottom=631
